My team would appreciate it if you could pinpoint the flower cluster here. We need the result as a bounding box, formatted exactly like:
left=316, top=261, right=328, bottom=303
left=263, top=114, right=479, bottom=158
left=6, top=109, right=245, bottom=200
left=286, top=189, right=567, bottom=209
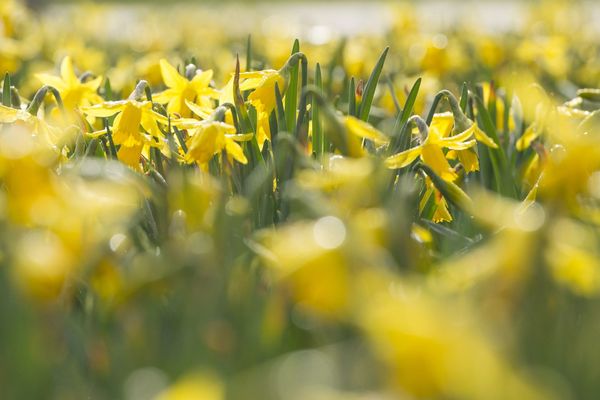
left=2, top=1, right=600, bottom=399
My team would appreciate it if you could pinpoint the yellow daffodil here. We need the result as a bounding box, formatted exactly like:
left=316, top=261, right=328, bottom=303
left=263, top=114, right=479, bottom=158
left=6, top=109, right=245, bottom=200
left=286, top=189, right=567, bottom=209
left=220, top=69, right=285, bottom=145
left=342, top=115, right=390, bottom=157
left=35, top=56, right=103, bottom=113
left=184, top=120, right=250, bottom=168
left=153, top=59, right=219, bottom=118
left=386, top=113, right=498, bottom=180
left=169, top=99, right=250, bottom=167
left=432, top=112, right=481, bottom=173
left=0, top=104, right=66, bottom=149
left=386, top=117, right=477, bottom=181
left=82, top=99, right=169, bottom=169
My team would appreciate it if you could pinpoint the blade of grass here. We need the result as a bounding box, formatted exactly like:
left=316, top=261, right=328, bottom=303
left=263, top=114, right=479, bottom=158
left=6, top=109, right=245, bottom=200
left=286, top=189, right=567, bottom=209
left=285, top=40, right=300, bottom=133
left=459, top=82, right=468, bottom=112
left=348, top=77, right=357, bottom=117
left=474, top=94, right=517, bottom=198
left=388, top=77, right=421, bottom=154
left=358, top=47, right=389, bottom=122
left=312, top=63, right=324, bottom=157
left=246, top=34, right=252, bottom=72
left=2, top=73, right=11, bottom=107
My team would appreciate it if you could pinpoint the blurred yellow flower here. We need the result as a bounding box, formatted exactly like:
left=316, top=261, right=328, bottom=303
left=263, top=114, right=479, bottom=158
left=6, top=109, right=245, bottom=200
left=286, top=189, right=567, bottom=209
left=35, top=56, right=103, bottom=113
left=154, top=373, right=223, bottom=400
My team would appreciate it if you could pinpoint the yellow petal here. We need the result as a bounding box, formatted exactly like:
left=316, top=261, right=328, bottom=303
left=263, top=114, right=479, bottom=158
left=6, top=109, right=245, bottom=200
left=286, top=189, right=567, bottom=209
left=430, top=112, right=454, bottom=138
left=473, top=125, right=498, bottom=148
left=35, top=73, right=66, bottom=91
left=117, top=144, right=143, bottom=169
left=516, top=123, right=539, bottom=151
left=60, top=56, right=78, bottom=85
left=185, top=99, right=212, bottom=120
left=438, top=124, right=475, bottom=146
left=191, top=69, right=213, bottom=90
left=343, top=116, right=390, bottom=145
left=385, top=145, right=423, bottom=169
left=84, top=75, right=104, bottom=92
left=421, top=143, right=457, bottom=181
left=443, top=139, right=477, bottom=151
left=160, top=59, right=187, bottom=90
left=0, top=104, right=21, bottom=123
left=457, top=149, right=480, bottom=173
left=225, top=139, right=248, bottom=164
left=82, top=101, right=125, bottom=118
left=225, top=132, right=253, bottom=142
left=219, top=77, right=235, bottom=106
left=433, top=195, right=453, bottom=223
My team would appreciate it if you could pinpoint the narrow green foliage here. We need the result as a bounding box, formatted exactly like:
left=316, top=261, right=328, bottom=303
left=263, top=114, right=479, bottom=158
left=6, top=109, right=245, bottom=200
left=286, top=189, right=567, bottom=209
left=474, top=94, right=517, bottom=198
left=246, top=34, right=252, bottom=72
left=459, top=82, right=469, bottom=112
left=388, top=77, right=421, bottom=154
left=358, top=47, right=389, bottom=122
left=416, top=163, right=473, bottom=213
left=284, top=40, right=300, bottom=133
left=386, top=76, right=402, bottom=115
left=312, top=63, right=324, bottom=157
left=2, top=73, right=11, bottom=107
left=348, top=77, right=357, bottom=116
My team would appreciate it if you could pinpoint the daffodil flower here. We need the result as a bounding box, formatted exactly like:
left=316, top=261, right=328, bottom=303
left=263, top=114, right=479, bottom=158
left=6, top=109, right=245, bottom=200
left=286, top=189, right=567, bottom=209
left=386, top=113, right=498, bottom=181
left=35, top=56, right=103, bottom=113
left=342, top=115, right=390, bottom=157
left=184, top=120, right=250, bottom=168
left=385, top=116, right=477, bottom=181
left=432, top=112, right=484, bottom=173
left=82, top=99, right=169, bottom=169
left=172, top=102, right=251, bottom=168
left=0, top=104, right=64, bottom=149
left=153, top=59, right=219, bottom=118
left=220, top=69, right=285, bottom=145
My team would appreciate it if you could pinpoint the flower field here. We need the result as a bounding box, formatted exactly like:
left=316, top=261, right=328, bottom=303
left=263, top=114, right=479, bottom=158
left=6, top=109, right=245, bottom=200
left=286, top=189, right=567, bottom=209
left=2, top=0, right=600, bottom=398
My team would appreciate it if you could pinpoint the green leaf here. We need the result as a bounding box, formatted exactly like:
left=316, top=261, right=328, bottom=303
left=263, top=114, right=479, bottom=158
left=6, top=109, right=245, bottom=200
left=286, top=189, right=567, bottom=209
left=348, top=77, right=357, bottom=116
left=274, top=83, right=286, bottom=134
left=386, top=76, right=402, bottom=115
left=358, top=47, right=389, bottom=122
left=312, top=63, right=324, bottom=157
left=388, top=77, right=421, bottom=154
left=459, top=82, right=468, bottom=112
left=246, top=34, right=252, bottom=72
left=2, top=73, right=11, bottom=107
left=474, top=94, right=517, bottom=198
left=285, top=39, right=300, bottom=133
left=416, top=163, right=472, bottom=212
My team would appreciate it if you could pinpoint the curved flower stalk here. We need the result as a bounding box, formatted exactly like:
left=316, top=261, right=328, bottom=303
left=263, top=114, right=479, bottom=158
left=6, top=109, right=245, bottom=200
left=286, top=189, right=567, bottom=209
left=153, top=59, right=219, bottom=118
